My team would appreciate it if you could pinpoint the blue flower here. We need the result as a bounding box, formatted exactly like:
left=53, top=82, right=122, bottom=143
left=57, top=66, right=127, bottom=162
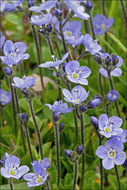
left=0, top=35, right=5, bottom=50
left=62, top=21, right=84, bottom=46
left=96, top=138, right=126, bottom=169
left=29, top=1, right=57, bottom=13
left=30, top=13, right=52, bottom=26
left=0, top=40, right=29, bottom=64
left=84, top=34, right=102, bottom=55
left=62, top=85, right=89, bottom=105
left=111, top=130, right=127, bottom=144
left=39, top=52, right=69, bottom=68
left=87, top=96, right=101, bottom=108
left=98, top=114, right=123, bottom=138
left=31, top=158, right=50, bottom=170
left=1, top=155, right=29, bottom=179
left=23, top=161, right=48, bottom=187
left=0, top=0, right=24, bottom=12
left=64, top=0, right=89, bottom=20
left=99, top=55, right=123, bottom=77
left=65, top=60, right=91, bottom=85
left=0, top=89, right=12, bottom=105
left=106, top=90, right=119, bottom=102
left=12, top=76, right=35, bottom=91
left=45, top=100, right=73, bottom=114
left=93, top=15, right=114, bottom=35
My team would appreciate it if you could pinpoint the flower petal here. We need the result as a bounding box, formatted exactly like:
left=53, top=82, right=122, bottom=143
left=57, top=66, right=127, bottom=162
left=99, top=68, right=108, bottom=77
left=1, top=167, right=11, bottom=178
left=5, top=155, right=20, bottom=169
left=15, top=166, right=29, bottom=179
left=102, top=157, right=114, bottom=169
left=114, top=152, right=126, bottom=165
left=23, top=173, right=36, bottom=181
left=98, top=114, right=108, bottom=130
left=96, top=145, right=108, bottom=159
left=109, top=116, right=123, bottom=128
left=111, top=68, right=122, bottom=76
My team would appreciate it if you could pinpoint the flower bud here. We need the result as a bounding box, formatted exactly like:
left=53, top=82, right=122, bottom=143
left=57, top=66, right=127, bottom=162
left=94, top=53, right=102, bottom=64
left=47, top=24, right=52, bottom=33
left=59, top=122, right=64, bottom=133
left=22, top=89, right=29, bottom=97
left=55, top=9, right=62, bottom=17
left=106, top=90, right=119, bottom=102
left=79, top=105, right=87, bottom=112
left=52, top=111, right=61, bottom=123
left=75, top=145, right=84, bottom=155
left=28, top=0, right=34, bottom=7
left=104, top=56, right=111, bottom=64
left=112, top=54, right=119, bottom=66
left=65, top=150, right=74, bottom=160
left=90, top=116, right=98, bottom=130
left=87, top=98, right=101, bottom=108
left=4, top=67, right=12, bottom=76
left=85, top=1, right=92, bottom=10
left=18, top=113, right=29, bottom=125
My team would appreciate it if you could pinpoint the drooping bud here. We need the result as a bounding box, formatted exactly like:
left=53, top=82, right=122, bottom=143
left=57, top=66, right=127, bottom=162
left=59, top=122, right=64, bottom=133
left=104, top=55, right=111, bottom=65
left=18, top=113, right=29, bottom=125
left=79, top=105, right=87, bottom=112
left=75, top=145, right=84, bottom=155
left=65, top=150, right=74, bottom=160
left=85, top=1, right=92, bottom=10
left=94, top=53, right=102, bottom=64
left=111, top=54, right=119, bottom=66
left=54, top=9, right=62, bottom=17
left=90, top=116, right=99, bottom=130
left=87, top=97, right=101, bottom=108
left=4, top=67, right=12, bottom=76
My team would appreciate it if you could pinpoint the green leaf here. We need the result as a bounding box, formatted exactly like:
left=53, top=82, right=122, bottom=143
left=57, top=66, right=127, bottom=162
left=107, top=32, right=127, bottom=53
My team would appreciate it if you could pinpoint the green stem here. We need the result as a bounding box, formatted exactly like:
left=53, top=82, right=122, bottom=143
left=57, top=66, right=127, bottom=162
left=9, top=179, right=13, bottom=190
left=99, top=138, right=103, bottom=190
left=73, top=110, right=78, bottom=145
left=54, top=123, right=61, bottom=188
left=115, top=165, right=121, bottom=190
left=1, top=106, right=4, bottom=127
left=28, top=96, right=43, bottom=159
left=80, top=113, right=85, bottom=189
left=10, top=78, right=17, bottom=135
left=72, top=160, right=78, bottom=190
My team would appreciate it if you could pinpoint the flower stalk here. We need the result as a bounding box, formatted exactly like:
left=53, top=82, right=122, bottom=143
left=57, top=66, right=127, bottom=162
left=72, top=160, right=78, bottom=190
left=9, top=179, right=13, bottom=190
left=115, top=165, right=121, bottom=190
left=1, top=106, right=4, bottom=127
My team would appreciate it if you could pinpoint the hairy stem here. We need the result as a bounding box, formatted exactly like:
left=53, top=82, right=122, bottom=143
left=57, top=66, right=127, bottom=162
left=72, top=160, right=78, bottom=190
left=54, top=123, right=61, bottom=188
left=10, top=78, right=17, bottom=135
left=115, top=165, right=121, bottom=190
left=80, top=113, right=85, bottom=189
left=9, top=179, right=13, bottom=190
left=1, top=106, right=4, bottom=127
left=13, top=87, right=26, bottom=153
left=73, top=110, right=78, bottom=145
left=28, top=96, right=43, bottom=159
left=120, top=0, right=127, bottom=34
left=89, top=12, right=96, bottom=40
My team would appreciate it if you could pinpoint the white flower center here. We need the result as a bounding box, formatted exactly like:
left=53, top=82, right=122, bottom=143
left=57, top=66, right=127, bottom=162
left=9, top=168, right=17, bottom=175
left=64, top=30, right=72, bottom=37
left=104, top=123, right=113, bottom=133
left=34, top=175, right=43, bottom=183
left=108, top=149, right=116, bottom=159
left=101, top=23, right=106, bottom=31
left=72, top=72, right=79, bottom=79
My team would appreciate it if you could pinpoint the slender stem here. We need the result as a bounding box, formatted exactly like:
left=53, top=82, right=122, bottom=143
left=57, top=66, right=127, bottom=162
left=28, top=96, right=43, bottom=159
left=52, top=40, right=62, bottom=59
left=31, top=25, right=44, bottom=93
left=9, top=179, right=13, bottom=190
left=13, top=87, right=26, bottom=153
left=72, top=160, right=78, bottom=190
left=108, top=73, right=120, bottom=117
left=73, top=110, right=78, bottom=145
left=46, top=35, right=62, bottom=100
left=1, top=106, right=4, bottom=127
left=54, top=123, right=61, bottom=188
left=101, top=0, right=107, bottom=17
left=99, top=138, right=103, bottom=190
left=120, top=0, right=127, bottom=34
left=24, top=121, right=33, bottom=162
left=89, top=12, right=96, bottom=40
left=45, top=181, right=51, bottom=190
left=115, top=165, right=121, bottom=190
left=80, top=113, right=85, bottom=189
left=10, top=78, right=17, bottom=135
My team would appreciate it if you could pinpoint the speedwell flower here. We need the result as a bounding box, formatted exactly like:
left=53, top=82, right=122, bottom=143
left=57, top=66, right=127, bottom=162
left=64, top=0, right=90, bottom=20
left=45, top=100, right=73, bottom=114
left=1, top=155, right=29, bottom=179
left=65, top=60, right=91, bottom=85
left=62, top=85, right=89, bottom=105
left=106, top=90, right=119, bottom=102
left=111, top=130, right=127, bottom=144
left=0, top=0, right=24, bottom=12
left=96, top=138, right=126, bottom=169
left=23, top=161, right=48, bottom=188
left=84, top=34, right=102, bottom=55
left=98, top=114, right=123, bottom=138
left=0, top=40, right=29, bottom=64
left=29, top=1, right=56, bottom=13
left=39, top=52, right=69, bottom=68
left=30, top=13, right=52, bottom=26
left=12, top=76, right=35, bottom=91
left=0, top=89, right=12, bottom=106
left=93, top=15, right=114, bottom=35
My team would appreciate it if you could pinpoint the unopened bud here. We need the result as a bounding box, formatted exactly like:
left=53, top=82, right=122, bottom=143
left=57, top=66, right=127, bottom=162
left=90, top=116, right=98, bottom=130
left=75, top=145, right=84, bottom=155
